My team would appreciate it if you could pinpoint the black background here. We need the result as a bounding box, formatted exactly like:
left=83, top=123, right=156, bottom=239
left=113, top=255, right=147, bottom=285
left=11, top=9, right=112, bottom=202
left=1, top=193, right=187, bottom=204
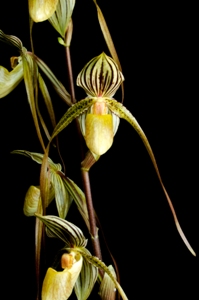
left=0, top=1, right=198, bottom=299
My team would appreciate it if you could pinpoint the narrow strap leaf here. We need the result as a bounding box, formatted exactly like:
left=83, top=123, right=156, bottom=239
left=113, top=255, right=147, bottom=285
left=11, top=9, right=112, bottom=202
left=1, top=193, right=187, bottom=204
left=38, top=73, right=57, bottom=130
left=106, top=98, right=196, bottom=256
left=32, top=53, right=72, bottom=106
left=22, top=53, right=46, bottom=151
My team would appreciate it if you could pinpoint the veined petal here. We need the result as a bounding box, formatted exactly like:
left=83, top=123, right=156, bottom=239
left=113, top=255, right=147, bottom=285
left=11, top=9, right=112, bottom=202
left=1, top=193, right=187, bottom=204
left=49, top=0, right=75, bottom=38
left=42, top=251, right=83, bottom=300
left=0, top=60, right=23, bottom=98
left=77, top=53, right=124, bottom=98
left=29, top=0, right=59, bottom=22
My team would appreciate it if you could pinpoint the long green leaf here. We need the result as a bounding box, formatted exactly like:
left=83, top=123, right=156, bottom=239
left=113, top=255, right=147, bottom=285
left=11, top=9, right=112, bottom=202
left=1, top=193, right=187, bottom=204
left=38, top=73, right=57, bottom=130
left=22, top=52, right=46, bottom=151
left=32, top=53, right=72, bottom=106
left=106, top=98, right=196, bottom=256
left=51, top=173, right=72, bottom=219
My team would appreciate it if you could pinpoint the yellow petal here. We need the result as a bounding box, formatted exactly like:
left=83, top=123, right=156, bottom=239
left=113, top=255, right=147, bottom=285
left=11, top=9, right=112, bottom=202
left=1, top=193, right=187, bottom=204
left=29, top=0, right=58, bottom=22
left=85, top=114, right=113, bottom=155
left=42, top=252, right=83, bottom=300
left=24, top=186, right=41, bottom=216
left=0, top=61, right=23, bottom=98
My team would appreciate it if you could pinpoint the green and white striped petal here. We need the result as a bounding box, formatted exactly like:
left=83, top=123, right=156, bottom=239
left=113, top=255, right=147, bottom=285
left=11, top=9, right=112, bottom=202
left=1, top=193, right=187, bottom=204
left=77, top=53, right=124, bottom=98
left=99, top=265, right=117, bottom=300
left=0, top=59, right=23, bottom=98
left=0, top=29, right=23, bottom=50
left=36, top=214, right=87, bottom=248
left=49, top=0, right=75, bottom=38
left=74, top=249, right=98, bottom=300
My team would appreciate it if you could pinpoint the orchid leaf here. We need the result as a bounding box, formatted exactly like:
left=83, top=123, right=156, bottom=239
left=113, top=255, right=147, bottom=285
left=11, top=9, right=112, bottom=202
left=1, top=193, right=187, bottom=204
left=11, top=150, right=62, bottom=171
left=48, top=0, right=75, bottom=38
left=105, top=98, right=196, bottom=256
left=35, top=214, right=88, bottom=248
left=28, top=0, right=59, bottom=22
left=22, top=51, right=46, bottom=151
left=0, top=59, right=23, bottom=98
left=78, top=248, right=128, bottom=300
left=38, top=73, right=57, bottom=130
left=74, top=249, right=98, bottom=300
left=92, top=1, right=124, bottom=101
left=51, top=173, right=72, bottom=219
left=32, top=54, right=72, bottom=106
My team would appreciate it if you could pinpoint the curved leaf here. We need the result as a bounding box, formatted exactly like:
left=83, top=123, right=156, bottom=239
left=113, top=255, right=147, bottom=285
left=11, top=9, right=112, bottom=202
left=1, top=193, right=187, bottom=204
left=106, top=98, right=196, bottom=256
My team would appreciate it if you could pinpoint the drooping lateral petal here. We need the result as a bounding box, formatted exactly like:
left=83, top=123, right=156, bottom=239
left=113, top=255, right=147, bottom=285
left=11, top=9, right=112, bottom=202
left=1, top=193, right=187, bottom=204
left=99, top=265, right=117, bottom=300
left=0, top=29, right=23, bottom=50
left=50, top=97, right=96, bottom=141
left=74, top=249, right=98, bottom=300
left=106, top=98, right=196, bottom=256
left=78, top=248, right=128, bottom=300
left=49, top=0, right=75, bottom=38
left=29, top=0, right=58, bottom=22
left=42, top=252, right=83, bottom=300
left=35, top=214, right=87, bottom=247
left=0, top=61, right=23, bottom=98
left=77, top=53, right=124, bottom=98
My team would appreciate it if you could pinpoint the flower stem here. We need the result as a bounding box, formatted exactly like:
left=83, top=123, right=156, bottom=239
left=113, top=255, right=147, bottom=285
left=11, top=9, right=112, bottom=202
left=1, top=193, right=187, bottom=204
left=64, top=43, right=103, bottom=261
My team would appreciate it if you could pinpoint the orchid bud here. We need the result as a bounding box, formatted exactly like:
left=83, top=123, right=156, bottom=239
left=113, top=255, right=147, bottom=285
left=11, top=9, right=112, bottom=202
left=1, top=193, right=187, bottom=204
left=28, top=0, right=58, bottom=22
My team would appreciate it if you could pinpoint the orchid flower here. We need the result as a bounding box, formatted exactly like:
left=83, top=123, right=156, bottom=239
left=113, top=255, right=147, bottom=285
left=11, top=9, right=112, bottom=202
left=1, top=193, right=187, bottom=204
left=45, top=52, right=196, bottom=256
